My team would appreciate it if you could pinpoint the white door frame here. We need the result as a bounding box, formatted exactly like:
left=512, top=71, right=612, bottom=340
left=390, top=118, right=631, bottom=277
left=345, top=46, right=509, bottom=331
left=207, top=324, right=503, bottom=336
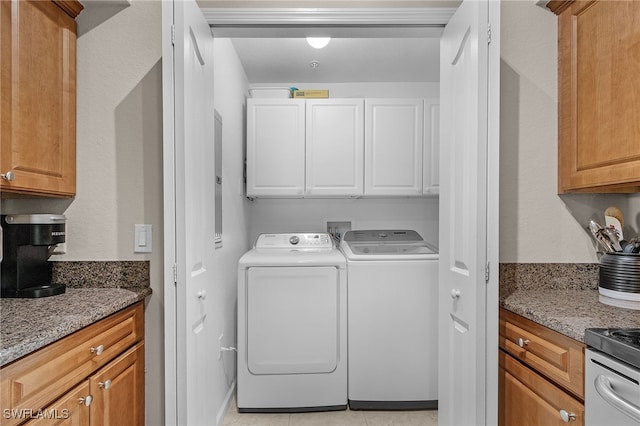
left=161, top=1, right=177, bottom=423
left=162, top=4, right=500, bottom=424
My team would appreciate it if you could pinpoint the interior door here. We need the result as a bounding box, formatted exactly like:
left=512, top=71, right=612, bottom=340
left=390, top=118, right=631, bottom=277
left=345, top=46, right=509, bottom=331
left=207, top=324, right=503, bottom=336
left=438, top=1, right=499, bottom=425
left=162, top=0, right=217, bottom=424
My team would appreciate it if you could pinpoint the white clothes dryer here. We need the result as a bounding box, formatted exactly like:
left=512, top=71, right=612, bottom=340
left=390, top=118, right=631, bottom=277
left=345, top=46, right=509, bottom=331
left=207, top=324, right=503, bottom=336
left=237, top=233, right=347, bottom=412
left=340, top=229, right=439, bottom=410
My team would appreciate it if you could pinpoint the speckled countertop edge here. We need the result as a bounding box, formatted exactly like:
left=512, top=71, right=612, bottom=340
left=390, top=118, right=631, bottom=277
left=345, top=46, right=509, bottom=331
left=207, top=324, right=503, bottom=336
left=0, top=287, right=151, bottom=367
left=499, top=263, right=640, bottom=342
left=500, top=289, right=640, bottom=342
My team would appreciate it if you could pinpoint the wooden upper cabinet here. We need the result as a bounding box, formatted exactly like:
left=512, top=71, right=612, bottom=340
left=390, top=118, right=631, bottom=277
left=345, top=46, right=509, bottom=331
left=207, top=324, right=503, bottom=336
left=0, top=0, right=82, bottom=197
left=551, top=0, right=640, bottom=192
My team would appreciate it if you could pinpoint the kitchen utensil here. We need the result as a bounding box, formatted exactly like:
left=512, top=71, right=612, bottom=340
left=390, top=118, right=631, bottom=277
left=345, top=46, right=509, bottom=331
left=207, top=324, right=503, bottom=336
left=604, top=206, right=624, bottom=239
left=589, top=220, right=614, bottom=253
left=595, top=229, right=615, bottom=253
left=603, top=227, right=623, bottom=252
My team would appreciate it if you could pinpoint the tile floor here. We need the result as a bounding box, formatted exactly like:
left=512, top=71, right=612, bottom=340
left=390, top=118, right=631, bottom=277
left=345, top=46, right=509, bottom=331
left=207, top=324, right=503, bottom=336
left=222, top=399, right=438, bottom=426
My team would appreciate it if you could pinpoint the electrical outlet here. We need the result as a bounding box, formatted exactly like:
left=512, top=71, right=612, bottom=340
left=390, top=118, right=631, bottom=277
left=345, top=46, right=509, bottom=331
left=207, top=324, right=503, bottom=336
left=218, top=333, right=224, bottom=360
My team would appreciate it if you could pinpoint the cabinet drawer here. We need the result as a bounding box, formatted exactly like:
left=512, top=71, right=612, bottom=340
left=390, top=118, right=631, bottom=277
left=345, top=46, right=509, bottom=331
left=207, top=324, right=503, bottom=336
left=0, top=303, right=143, bottom=425
left=499, top=308, right=585, bottom=399
left=500, top=350, right=584, bottom=426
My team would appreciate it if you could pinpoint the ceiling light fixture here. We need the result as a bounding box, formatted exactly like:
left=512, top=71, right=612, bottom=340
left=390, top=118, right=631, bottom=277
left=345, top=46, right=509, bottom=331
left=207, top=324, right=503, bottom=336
left=306, top=37, right=331, bottom=49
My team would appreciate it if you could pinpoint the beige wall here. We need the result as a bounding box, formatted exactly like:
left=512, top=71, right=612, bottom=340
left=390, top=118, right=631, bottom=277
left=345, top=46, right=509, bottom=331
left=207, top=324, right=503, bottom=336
left=499, top=0, right=630, bottom=263
left=73, top=3, right=164, bottom=425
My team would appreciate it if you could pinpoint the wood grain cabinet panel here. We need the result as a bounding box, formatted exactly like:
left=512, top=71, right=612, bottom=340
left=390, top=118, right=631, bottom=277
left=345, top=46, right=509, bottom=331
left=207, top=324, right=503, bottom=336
left=0, top=303, right=144, bottom=426
left=0, top=0, right=81, bottom=197
left=24, top=382, right=91, bottom=426
left=499, top=308, right=585, bottom=399
left=499, top=308, right=585, bottom=426
left=551, top=0, right=640, bottom=192
left=499, top=351, right=584, bottom=426
left=89, top=342, right=144, bottom=426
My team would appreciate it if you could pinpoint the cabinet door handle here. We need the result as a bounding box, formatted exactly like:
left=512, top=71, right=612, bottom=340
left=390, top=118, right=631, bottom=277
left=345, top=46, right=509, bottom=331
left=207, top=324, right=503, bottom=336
left=78, top=395, right=93, bottom=406
left=1, top=171, right=15, bottom=181
left=450, top=289, right=461, bottom=299
left=98, top=379, right=112, bottom=390
left=517, top=337, right=530, bottom=348
left=90, top=344, right=104, bottom=355
left=559, top=409, right=576, bottom=422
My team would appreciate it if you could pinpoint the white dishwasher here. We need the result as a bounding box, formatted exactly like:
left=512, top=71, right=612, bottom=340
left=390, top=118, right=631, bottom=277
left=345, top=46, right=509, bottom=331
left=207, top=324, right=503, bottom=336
left=340, top=229, right=439, bottom=410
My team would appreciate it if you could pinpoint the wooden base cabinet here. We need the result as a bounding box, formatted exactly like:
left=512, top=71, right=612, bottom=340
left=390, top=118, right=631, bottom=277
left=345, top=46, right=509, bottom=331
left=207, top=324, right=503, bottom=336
left=499, top=308, right=585, bottom=426
left=0, top=303, right=144, bottom=426
left=500, top=351, right=584, bottom=426
left=88, top=342, right=144, bottom=426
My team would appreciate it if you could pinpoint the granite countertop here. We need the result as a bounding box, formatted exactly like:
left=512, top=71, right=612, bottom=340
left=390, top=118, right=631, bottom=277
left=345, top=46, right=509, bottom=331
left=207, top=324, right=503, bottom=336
left=0, top=286, right=151, bottom=367
left=499, top=263, right=640, bottom=343
left=500, top=288, right=640, bottom=342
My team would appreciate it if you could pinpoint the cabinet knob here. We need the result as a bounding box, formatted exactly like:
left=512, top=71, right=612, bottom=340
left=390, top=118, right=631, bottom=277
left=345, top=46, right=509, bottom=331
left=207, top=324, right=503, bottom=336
left=559, top=409, right=576, bottom=422
left=450, top=289, right=461, bottom=299
left=197, top=290, right=207, bottom=300
left=1, top=171, right=15, bottom=181
left=78, top=395, right=93, bottom=406
left=517, top=337, right=530, bottom=348
left=98, top=379, right=112, bottom=390
left=90, top=344, right=104, bottom=355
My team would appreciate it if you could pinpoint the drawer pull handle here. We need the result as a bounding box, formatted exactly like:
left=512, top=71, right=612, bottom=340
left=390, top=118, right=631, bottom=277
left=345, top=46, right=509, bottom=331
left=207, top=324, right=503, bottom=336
left=90, top=345, right=104, bottom=355
left=1, top=171, right=15, bottom=181
left=559, top=409, right=576, bottom=422
left=516, top=337, right=529, bottom=348
left=98, top=379, right=112, bottom=390
left=79, top=395, right=93, bottom=406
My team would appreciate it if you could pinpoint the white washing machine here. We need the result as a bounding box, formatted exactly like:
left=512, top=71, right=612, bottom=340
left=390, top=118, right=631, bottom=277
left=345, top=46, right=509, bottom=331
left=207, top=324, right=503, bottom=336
left=237, top=233, right=347, bottom=412
left=340, top=229, right=439, bottom=410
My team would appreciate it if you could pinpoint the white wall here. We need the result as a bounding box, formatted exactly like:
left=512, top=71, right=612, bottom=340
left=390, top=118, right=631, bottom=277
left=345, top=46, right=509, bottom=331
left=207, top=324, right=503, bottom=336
left=499, top=0, right=630, bottom=263
left=249, top=198, right=438, bottom=247
left=211, top=37, right=252, bottom=423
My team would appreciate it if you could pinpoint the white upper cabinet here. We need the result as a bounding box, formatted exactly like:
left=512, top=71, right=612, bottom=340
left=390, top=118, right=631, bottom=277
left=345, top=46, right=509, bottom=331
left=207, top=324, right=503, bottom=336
left=365, top=99, right=424, bottom=196
left=423, top=98, right=440, bottom=195
left=246, top=97, right=440, bottom=198
left=247, top=99, right=305, bottom=197
left=305, top=99, right=364, bottom=197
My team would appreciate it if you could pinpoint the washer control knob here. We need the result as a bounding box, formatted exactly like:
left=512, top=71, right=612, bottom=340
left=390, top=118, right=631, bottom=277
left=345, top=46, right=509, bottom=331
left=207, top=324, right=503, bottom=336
left=289, top=236, right=300, bottom=245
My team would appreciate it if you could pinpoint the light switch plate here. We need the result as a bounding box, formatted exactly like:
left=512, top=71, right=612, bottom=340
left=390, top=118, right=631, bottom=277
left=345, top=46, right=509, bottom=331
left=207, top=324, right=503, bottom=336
left=134, top=224, right=152, bottom=253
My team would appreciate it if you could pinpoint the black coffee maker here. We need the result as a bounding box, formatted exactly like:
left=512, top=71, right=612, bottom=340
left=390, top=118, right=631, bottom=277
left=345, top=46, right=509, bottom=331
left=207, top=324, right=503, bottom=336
left=1, top=214, right=66, bottom=298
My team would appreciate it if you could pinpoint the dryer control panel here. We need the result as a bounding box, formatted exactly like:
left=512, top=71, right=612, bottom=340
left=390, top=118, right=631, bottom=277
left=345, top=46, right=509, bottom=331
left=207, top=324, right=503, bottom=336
left=255, top=233, right=333, bottom=249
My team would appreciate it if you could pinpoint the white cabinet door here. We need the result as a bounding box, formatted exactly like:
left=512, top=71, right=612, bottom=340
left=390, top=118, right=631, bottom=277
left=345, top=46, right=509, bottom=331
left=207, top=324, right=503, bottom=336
left=423, top=98, right=440, bottom=195
left=365, top=99, right=424, bottom=196
left=305, top=99, right=364, bottom=196
left=247, top=99, right=305, bottom=197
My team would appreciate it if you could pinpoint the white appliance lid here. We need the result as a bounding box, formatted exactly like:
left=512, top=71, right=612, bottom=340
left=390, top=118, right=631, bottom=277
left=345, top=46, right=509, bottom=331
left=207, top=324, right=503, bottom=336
left=254, top=233, right=333, bottom=250
left=239, top=233, right=346, bottom=268
left=340, top=229, right=438, bottom=260
left=343, top=229, right=423, bottom=243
